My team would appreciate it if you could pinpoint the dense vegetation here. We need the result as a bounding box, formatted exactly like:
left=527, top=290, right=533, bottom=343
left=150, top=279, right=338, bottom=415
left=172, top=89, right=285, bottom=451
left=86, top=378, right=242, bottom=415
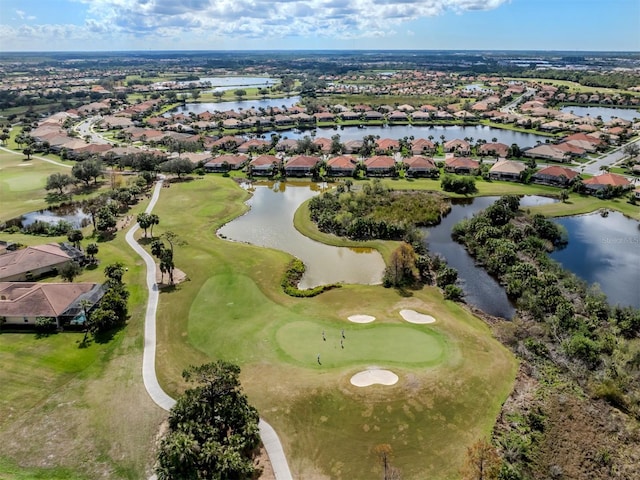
left=281, top=259, right=341, bottom=297
left=308, top=180, right=450, bottom=242
left=156, top=361, right=261, bottom=480
left=452, top=195, right=640, bottom=478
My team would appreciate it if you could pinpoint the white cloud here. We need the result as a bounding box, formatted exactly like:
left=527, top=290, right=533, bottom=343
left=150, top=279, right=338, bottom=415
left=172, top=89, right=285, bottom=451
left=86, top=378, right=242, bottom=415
left=2, top=0, right=510, bottom=49
left=74, top=0, right=510, bottom=40
left=15, top=9, right=36, bottom=21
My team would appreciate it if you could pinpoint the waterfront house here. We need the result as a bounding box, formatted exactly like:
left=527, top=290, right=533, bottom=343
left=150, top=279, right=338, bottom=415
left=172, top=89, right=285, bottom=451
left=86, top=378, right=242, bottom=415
left=531, top=165, right=580, bottom=187
left=444, top=157, right=479, bottom=175
left=489, top=159, right=527, bottom=182
left=326, top=155, right=357, bottom=177
left=364, top=156, right=396, bottom=176
left=285, top=155, right=320, bottom=177
left=404, top=156, right=439, bottom=178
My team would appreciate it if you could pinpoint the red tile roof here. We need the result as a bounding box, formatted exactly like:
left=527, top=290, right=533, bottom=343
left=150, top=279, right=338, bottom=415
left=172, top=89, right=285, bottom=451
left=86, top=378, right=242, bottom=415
left=583, top=173, right=631, bottom=187
left=534, top=166, right=580, bottom=180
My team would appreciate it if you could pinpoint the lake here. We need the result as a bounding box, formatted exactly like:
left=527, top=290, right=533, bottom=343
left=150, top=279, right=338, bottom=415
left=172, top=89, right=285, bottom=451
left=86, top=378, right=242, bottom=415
left=551, top=211, right=640, bottom=308
left=217, top=182, right=385, bottom=289
left=560, top=106, right=640, bottom=122
left=269, top=124, right=549, bottom=148
left=218, top=186, right=638, bottom=316
left=169, top=96, right=301, bottom=116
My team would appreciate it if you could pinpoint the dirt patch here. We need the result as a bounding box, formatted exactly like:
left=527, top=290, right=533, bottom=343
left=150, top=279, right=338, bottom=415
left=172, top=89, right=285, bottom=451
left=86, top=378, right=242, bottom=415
left=155, top=264, right=187, bottom=287
left=255, top=446, right=276, bottom=480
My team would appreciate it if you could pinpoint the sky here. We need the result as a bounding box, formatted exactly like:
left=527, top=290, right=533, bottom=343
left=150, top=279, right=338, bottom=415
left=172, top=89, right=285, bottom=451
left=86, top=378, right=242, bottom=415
left=0, top=0, right=638, bottom=52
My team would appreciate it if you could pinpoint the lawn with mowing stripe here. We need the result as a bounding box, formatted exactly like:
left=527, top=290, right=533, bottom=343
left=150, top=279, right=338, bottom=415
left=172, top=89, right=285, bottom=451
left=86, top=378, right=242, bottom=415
left=151, top=175, right=517, bottom=479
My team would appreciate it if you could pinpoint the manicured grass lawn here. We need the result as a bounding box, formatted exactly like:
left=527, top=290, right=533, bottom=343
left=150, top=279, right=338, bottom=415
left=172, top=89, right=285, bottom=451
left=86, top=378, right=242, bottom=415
left=0, top=201, right=166, bottom=479
left=0, top=151, right=71, bottom=221
left=151, top=175, right=517, bottom=479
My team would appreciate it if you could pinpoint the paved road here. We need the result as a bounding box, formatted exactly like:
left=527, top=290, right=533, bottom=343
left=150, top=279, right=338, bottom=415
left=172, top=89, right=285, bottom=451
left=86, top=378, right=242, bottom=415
left=74, top=116, right=112, bottom=145
left=582, top=137, right=640, bottom=175
left=125, top=180, right=293, bottom=480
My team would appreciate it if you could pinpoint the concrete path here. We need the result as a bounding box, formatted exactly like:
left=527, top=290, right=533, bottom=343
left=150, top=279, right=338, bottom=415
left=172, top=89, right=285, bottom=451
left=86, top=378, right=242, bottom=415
left=0, top=145, right=72, bottom=168
left=125, top=179, right=293, bottom=480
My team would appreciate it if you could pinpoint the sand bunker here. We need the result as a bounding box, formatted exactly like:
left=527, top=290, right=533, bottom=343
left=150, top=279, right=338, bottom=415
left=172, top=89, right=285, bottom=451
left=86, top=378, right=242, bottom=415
left=350, top=369, right=399, bottom=387
left=348, top=314, right=376, bottom=323
left=399, top=309, right=436, bottom=324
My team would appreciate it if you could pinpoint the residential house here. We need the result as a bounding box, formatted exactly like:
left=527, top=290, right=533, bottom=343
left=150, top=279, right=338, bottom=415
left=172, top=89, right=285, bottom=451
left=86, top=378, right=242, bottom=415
left=634, top=187, right=640, bottom=200
left=532, top=166, right=580, bottom=187
left=339, top=111, right=361, bottom=121
left=285, top=155, right=320, bottom=177
left=314, top=112, right=335, bottom=123
left=583, top=173, right=632, bottom=194
left=238, top=139, right=270, bottom=154
left=376, top=138, right=400, bottom=154
left=326, top=155, right=357, bottom=177
left=404, top=156, right=439, bottom=178
left=524, top=144, right=570, bottom=163
left=0, top=282, right=105, bottom=329
left=0, top=243, right=84, bottom=282
left=444, top=139, right=471, bottom=156
left=343, top=139, right=363, bottom=154
left=479, top=142, right=509, bottom=158
left=388, top=111, right=409, bottom=123
left=313, top=137, right=333, bottom=155
left=249, top=155, right=280, bottom=176
left=204, top=154, right=248, bottom=172
left=364, top=156, right=396, bottom=176
left=489, top=159, right=527, bottom=182
left=364, top=111, right=384, bottom=121
left=444, top=157, right=480, bottom=175
left=411, top=138, right=435, bottom=155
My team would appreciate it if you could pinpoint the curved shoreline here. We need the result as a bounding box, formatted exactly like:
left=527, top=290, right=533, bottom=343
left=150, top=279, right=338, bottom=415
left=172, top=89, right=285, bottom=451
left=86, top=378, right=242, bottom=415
left=125, top=178, right=293, bottom=480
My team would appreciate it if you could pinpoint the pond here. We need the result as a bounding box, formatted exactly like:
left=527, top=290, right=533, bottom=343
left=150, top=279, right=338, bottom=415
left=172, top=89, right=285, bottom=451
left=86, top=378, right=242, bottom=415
left=217, top=183, right=385, bottom=289
left=7, top=204, right=92, bottom=230
left=560, top=106, right=640, bottom=122
left=551, top=211, right=640, bottom=308
left=268, top=124, right=549, bottom=148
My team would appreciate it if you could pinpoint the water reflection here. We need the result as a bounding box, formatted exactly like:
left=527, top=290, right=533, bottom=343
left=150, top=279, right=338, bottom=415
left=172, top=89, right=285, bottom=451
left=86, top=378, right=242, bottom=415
left=424, top=195, right=558, bottom=319
left=218, top=183, right=385, bottom=289
left=8, top=204, right=91, bottom=229
left=551, top=212, right=640, bottom=308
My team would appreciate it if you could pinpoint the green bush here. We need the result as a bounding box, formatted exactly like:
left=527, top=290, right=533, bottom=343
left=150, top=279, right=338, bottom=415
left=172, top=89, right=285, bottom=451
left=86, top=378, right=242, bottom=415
left=281, top=259, right=340, bottom=297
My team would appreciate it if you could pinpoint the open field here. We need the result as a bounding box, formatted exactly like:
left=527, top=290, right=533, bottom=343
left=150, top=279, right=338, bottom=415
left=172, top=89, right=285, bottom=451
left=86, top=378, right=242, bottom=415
left=0, top=151, right=72, bottom=221
left=504, top=77, right=640, bottom=96
left=150, top=175, right=517, bottom=479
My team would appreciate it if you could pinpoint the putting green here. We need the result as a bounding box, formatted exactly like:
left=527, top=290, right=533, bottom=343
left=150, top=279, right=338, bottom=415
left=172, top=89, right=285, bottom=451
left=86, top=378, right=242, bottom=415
left=276, top=320, right=447, bottom=368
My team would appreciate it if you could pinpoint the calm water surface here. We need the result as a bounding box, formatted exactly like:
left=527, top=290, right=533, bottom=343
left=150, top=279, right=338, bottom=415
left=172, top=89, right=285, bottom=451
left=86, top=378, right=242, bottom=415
left=424, top=196, right=558, bottom=319
left=269, top=124, right=548, bottom=148
left=9, top=205, right=91, bottom=229
left=169, top=97, right=301, bottom=116
left=217, top=183, right=384, bottom=289
left=560, top=106, right=640, bottom=122
left=551, top=211, right=640, bottom=308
